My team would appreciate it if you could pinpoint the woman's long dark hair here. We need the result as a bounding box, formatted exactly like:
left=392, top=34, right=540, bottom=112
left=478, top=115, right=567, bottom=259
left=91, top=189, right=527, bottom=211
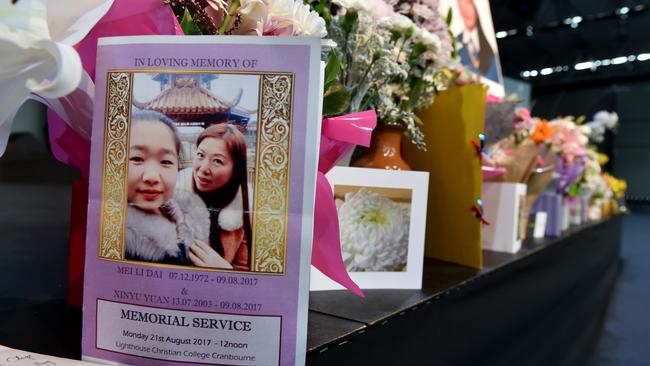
left=194, top=124, right=252, bottom=258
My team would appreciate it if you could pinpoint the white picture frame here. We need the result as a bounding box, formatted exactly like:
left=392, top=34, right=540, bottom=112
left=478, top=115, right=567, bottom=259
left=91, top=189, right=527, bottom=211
left=310, top=167, right=429, bottom=291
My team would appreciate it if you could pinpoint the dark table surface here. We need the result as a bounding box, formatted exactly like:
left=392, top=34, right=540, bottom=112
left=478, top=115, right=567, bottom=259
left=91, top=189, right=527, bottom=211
left=0, top=135, right=622, bottom=364
left=306, top=218, right=614, bottom=352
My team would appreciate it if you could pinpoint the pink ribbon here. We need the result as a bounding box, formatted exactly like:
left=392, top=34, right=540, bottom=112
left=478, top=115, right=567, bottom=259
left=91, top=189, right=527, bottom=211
left=482, top=165, right=506, bottom=181
left=312, top=110, right=376, bottom=298
left=47, top=0, right=182, bottom=177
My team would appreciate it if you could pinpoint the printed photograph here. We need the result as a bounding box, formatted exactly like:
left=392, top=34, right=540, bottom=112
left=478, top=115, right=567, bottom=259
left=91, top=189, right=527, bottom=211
left=440, top=0, right=503, bottom=86
left=125, top=72, right=259, bottom=271
left=334, top=185, right=413, bottom=272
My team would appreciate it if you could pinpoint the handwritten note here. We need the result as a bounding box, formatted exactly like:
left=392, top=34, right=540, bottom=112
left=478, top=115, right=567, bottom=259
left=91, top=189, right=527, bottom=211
left=0, top=346, right=100, bottom=366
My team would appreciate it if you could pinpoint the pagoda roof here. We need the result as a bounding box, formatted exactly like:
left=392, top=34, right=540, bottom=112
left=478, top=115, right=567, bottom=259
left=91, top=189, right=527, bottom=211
left=134, top=76, right=235, bottom=115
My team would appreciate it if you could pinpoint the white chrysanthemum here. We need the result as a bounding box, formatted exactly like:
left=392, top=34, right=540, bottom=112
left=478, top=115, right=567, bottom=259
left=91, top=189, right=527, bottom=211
left=414, top=27, right=440, bottom=50
left=332, top=0, right=373, bottom=13
left=380, top=13, right=414, bottom=32
left=337, top=189, right=410, bottom=272
left=290, top=0, right=327, bottom=37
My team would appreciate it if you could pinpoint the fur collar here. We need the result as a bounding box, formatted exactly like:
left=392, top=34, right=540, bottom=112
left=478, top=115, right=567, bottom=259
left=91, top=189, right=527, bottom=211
left=125, top=190, right=210, bottom=262
left=219, top=188, right=244, bottom=231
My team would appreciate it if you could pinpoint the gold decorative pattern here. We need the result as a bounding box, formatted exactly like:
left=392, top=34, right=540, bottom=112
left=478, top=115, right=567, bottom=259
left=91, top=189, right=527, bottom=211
left=252, top=74, right=293, bottom=273
left=99, top=72, right=132, bottom=259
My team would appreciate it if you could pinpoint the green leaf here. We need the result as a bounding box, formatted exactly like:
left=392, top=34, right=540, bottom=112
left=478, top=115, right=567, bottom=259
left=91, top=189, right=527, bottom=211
left=566, top=181, right=581, bottom=197
left=446, top=8, right=453, bottom=26
left=180, top=7, right=202, bottom=35
left=413, top=113, right=424, bottom=126
left=341, top=10, right=358, bottom=37
left=407, top=79, right=425, bottom=110
left=408, top=42, right=427, bottom=67
left=323, top=82, right=351, bottom=117
left=324, top=51, right=342, bottom=90
left=314, top=1, right=332, bottom=24
left=390, top=30, right=401, bottom=43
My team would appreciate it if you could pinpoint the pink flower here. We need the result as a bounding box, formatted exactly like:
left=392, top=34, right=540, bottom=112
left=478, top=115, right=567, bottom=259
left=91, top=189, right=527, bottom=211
left=515, top=107, right=531, bottom=123
left=256, top=16, right=293, bottom=35
left=486, top=94, right=503, bottom=104
left=550, top=119, right=589, bottom=166
left=371, top=0, right=395, bottom=18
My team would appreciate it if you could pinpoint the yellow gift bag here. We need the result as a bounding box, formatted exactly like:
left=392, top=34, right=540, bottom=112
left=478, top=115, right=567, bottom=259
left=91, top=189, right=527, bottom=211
left=403, top=84, right=487, bottom=269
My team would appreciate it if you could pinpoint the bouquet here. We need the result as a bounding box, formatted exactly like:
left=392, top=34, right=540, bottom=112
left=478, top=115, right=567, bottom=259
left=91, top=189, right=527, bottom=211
left=165, top=0, right=327, bottom=37
left=309, top=0, right=458, bottom=149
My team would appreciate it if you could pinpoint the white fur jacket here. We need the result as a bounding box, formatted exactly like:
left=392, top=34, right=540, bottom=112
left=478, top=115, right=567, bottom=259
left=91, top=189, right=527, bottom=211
left=125, top=189, right=210, bottom=264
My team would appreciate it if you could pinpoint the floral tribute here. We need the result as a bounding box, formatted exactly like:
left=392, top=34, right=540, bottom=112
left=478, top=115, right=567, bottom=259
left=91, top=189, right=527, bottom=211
left=486, top=107, right=627, bottom=220
left=165, top=0, right=327, bottom=37
left=305, top=0, right=459, bottom=149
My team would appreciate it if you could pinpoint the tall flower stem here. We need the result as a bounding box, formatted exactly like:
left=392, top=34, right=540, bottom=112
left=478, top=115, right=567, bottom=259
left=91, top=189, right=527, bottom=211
left=218, top=0, right=241, bottom=35
left=353, top=55, right=378, bottom=96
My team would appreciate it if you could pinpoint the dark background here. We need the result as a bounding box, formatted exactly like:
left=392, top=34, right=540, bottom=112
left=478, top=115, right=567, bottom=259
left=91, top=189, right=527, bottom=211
left=491, top=0, right=650, bottom=201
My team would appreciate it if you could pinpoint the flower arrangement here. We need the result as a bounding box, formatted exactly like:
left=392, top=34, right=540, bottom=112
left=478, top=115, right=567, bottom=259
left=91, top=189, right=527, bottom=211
left=547, top=117, right=590, bottom=167
left=605, top=173, right=627, bottom=199
left=308, top=0, right=459, bottom=149
left=167, top=0, right=460, bottom=150
left=165, top=0, right=327, bottom=37
left=530, top=120, right=556, bottom=145
left=579, top=148, right=607, bottom=198
left=336, top=188, right=409, bottom=272
left=487, top=105, right=627, bottom=221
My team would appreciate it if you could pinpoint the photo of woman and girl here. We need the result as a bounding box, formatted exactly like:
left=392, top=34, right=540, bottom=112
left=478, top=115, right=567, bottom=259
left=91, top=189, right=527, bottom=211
left=125, top=110, right=252, bottom=271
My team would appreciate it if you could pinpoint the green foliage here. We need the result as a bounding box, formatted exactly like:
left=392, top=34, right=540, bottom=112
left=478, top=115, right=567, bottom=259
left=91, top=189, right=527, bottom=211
left=313, top=0, right=332, bottom=24
left=408, top=42, right=427, bottom=68
left=180, top=7, right=202, bottom=35
left=406, top=79, right=425, bottom=111
left=341, top=10, right=358, bottom=37
left=567, top=181, right=581, bottom=197
left=323, top=49, right=351, bottom=116
left=323, top=82, right=351, bottom=117
left=324, top=51, right=342, bottom=90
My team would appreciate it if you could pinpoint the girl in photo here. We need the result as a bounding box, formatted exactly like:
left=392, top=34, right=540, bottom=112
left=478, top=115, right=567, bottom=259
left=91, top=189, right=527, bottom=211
left=177, top=123, right=253, bottom=271
left=125, top=110, right=232, bottom=269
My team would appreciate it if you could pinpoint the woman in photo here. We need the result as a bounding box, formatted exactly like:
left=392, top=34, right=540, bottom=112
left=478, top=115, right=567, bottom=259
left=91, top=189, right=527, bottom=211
left=125, top=110, right=232, bottom=269
left=177, top=123, right=253, bottom=271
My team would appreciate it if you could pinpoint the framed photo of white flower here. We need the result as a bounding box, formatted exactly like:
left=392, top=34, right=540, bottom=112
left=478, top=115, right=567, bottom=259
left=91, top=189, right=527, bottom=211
left=310, top=167, right=429, bottom=290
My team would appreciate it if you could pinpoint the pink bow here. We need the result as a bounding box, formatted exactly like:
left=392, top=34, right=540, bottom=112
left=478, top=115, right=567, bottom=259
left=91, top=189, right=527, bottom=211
left=312, top=110, right=377, bottom=297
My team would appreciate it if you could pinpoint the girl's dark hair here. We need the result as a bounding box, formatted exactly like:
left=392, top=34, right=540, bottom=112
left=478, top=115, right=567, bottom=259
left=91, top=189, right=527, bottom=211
left=195, top=124, right=252, bottom=250
left=131, top=109, right=181, bottom=154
